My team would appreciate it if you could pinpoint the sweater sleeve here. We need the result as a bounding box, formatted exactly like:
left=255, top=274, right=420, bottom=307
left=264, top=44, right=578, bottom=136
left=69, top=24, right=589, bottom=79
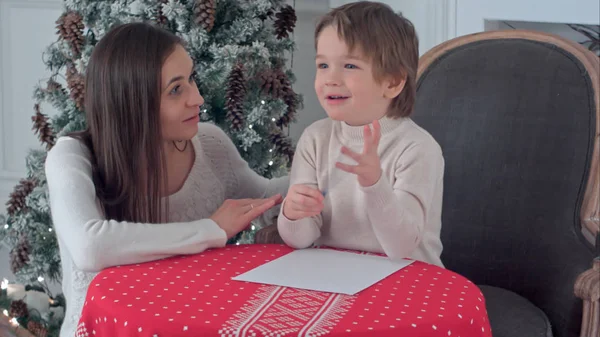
left=277, top=131, right=323, bottom=249
left=196, top=123, right=289, bottom=225
left=45, top=137, right=227, bottom=273
left=360, top=142, right=444, bottom=261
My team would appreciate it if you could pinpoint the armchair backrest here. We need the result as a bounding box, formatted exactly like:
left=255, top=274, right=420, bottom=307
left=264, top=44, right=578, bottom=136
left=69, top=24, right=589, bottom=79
left=411, top=30, right=599, bottom=337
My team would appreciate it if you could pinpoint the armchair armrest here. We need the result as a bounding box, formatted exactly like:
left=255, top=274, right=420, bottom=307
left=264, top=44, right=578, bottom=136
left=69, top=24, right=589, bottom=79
left=254, top=217, right=284, bottom=244
left=574, top=257, right=599, bottom=337
left=0, top=314, right=35, bottom=337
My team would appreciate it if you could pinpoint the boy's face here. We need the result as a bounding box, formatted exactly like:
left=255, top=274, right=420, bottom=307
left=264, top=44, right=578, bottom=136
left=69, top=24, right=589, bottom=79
left=315, top=25, right=394, bottom=126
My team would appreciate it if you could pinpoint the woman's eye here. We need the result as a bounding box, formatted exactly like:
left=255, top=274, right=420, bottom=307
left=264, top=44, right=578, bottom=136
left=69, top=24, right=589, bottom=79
left=189, top=71, right=197, bottom=82
left=170, top=85, right=181, bottom=95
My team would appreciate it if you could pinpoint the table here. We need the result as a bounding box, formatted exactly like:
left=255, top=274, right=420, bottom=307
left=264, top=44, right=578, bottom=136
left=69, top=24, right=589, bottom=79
left=76, top=244, right=492, bottom=337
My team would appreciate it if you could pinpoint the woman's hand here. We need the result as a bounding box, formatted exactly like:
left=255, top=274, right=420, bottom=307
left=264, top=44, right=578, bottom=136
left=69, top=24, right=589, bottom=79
left=210, top=194, right=283, bottom=239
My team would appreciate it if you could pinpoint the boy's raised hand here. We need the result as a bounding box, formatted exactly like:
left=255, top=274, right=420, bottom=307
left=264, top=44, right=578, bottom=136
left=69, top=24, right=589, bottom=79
left=336, top=119, right=382, bottom=187
left=282, top=184, right=325, bottom=221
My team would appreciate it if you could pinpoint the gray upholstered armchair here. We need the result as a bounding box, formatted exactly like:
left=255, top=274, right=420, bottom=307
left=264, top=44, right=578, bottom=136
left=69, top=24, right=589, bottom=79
left=256, top=30, right=600, bottom=337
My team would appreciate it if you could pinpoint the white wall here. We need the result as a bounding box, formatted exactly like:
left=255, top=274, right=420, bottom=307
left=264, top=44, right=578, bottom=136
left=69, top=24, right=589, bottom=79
left=0, top=0, right=63, bottom=208
left=330, top=0, right=457, bottom=56
left=0, top=0, right=63, bottom=287
left=287, top=0, right=329, bottom=142
left=330, top=0, right=600, bottom=57
left=455, top=0, right=600, bottom=37
left=490, top=20, right=599, bottom=49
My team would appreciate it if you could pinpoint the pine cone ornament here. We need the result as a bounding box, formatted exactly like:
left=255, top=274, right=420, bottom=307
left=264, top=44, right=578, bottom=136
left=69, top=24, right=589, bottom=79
left=27, top=321, right=48, bottom=337
left=225, top=64, right=247, bottom=131
left=156, top=0, right=169, bottom=27
left=56, top=11, right=84, bottom=57
left=274, top=5, right=297, bottom=39
left=277, top=90, right=298, bottom=127
left=269, top=129, right=295, bottom=165
left=32, top=104, right=56, bottom=150
left=194, top=0, right=216, bottom=32
left=9, top=300, right=28, bottom=318
left=258, top=8, right=274, bottom=21
left=46, top=78, right=67, bottom=96
left=259, top=68, right=298, bottom=127
left=66, top=64, right=85, bottom=110
left=10, top=235, right=31, bottom=274
left=6, top=178, right=36, bottom=217
left=259, top=69, right=288, bottom=99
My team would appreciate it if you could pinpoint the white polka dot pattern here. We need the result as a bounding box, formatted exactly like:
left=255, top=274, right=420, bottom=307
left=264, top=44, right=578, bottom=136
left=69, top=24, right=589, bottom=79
left=77, top=244, right=491, bottom=337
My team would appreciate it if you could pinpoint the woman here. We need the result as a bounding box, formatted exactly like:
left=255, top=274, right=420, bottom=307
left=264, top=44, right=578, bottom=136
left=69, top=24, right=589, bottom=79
left=45, top=22, right=288, bottom=336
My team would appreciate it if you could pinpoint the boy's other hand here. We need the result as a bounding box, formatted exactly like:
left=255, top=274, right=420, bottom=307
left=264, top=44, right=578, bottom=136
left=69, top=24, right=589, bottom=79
left=336, top=119, right=383, bottom=187
left=282, top=184, right=325, bottom=221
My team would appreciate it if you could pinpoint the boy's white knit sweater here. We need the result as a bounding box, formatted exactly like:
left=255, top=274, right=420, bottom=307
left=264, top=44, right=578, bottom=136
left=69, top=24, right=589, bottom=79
left=45, top=123, right=288, bottom=337
left=277, top=117, right=444, bottom=266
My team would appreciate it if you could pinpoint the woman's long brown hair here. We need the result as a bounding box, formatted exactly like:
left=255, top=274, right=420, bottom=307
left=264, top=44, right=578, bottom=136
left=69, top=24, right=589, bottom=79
left=70, top=22, right=182, bottom=223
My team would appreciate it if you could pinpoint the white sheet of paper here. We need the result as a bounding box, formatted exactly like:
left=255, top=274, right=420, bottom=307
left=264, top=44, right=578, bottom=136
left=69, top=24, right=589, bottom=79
left=232, top=248, right=414, bottom=295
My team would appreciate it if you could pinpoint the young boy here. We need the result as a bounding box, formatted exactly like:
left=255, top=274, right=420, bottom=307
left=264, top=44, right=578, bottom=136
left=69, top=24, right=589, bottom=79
left=277, top=1, right=444, bottom=267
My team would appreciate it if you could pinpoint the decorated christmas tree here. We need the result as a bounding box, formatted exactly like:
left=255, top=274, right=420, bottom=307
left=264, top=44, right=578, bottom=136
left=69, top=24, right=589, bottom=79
left=0, top=0, right=300, bottom=334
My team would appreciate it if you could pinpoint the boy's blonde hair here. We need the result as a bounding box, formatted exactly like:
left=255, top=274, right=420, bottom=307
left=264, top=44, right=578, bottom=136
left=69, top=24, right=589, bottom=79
left=315, top=1, right=418, bottom=118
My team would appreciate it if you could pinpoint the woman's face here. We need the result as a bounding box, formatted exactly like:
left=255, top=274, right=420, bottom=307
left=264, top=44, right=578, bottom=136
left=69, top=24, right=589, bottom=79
left=159, top=44, right=204, bottom=141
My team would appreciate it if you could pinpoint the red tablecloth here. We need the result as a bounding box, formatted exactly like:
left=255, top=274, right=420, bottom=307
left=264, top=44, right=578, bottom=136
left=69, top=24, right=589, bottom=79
left=76, top=244, right=491, bottom=337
